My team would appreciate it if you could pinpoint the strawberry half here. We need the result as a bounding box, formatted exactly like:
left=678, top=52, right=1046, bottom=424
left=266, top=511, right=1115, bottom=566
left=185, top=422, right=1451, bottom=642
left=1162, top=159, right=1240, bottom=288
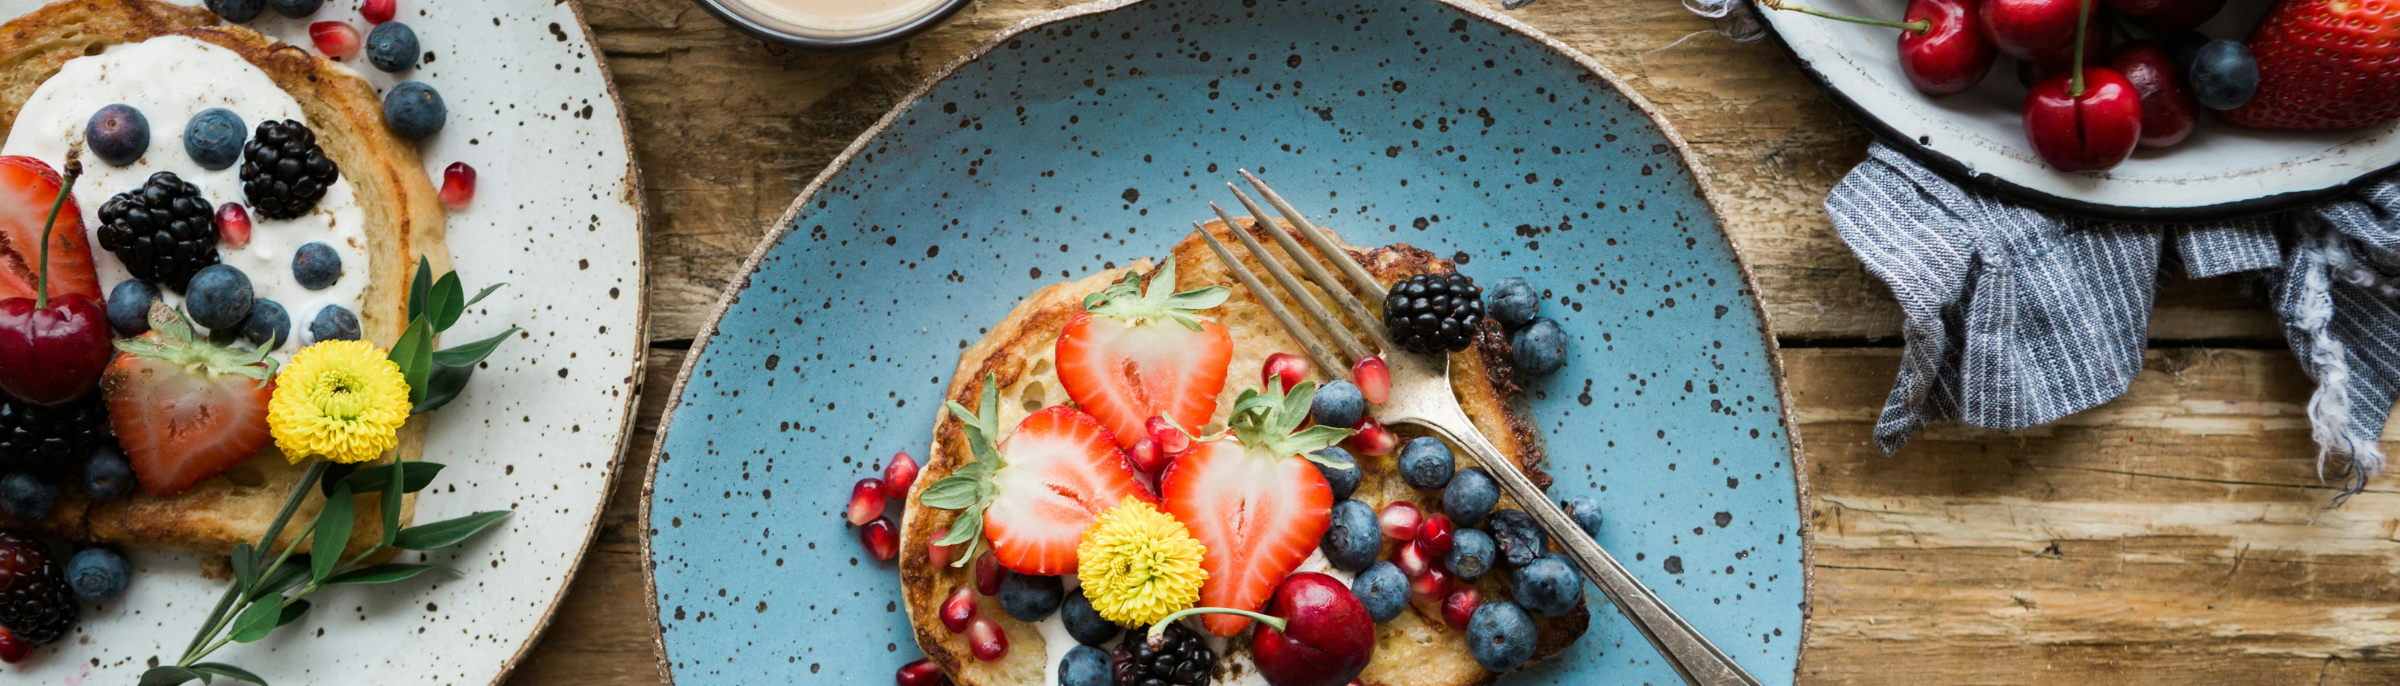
left=919, top=376, right=1155, bottom=576
left=1161, top=381, right=1355, bottom=636
left=0, top=156, right=97, bottom=302
left=101, top=302, right=277, bottom=498
left=1057, top=259, right=1234, bottom=450
left=2221, top=0, right=2400, bottom=130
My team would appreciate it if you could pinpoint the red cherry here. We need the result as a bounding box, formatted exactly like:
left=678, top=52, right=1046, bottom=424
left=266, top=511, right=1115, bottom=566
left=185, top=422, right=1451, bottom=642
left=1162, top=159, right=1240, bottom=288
left=1351, top=357, right=1390, bottom=404
left=1378, top=501, right=1422, bottom=541
left=1347, top=417, right=1397, bottom=457
left=940, top=585, right=978, bottom=632
left=1899, top=0, right=1997, bottom=95
left=884, top=451, right=920, bottom=493
left=2108, top=41, right=2198, bottom=148
left=1978, top=0, right=2083, bottom=61
left=440, top=162, right=476, bottom=210
left=973, top=551, right=1004, bottom=595
left=1393, top=539, right=1431, bottom=577
left=928, top=527, right=956, bottom=569
left=0, top=626, right=26, bottom=663
left=0, top=294, right=111, bottom=406
left=847, top=478, right=888, bottom=525
left=216, top=203, right=252, bottom=249
left=1145, top=415, right=1192, bottom=453
left=1262, top=352, right=1310, bottom=392
left=2014, top=17, right=2111, bottom=87
left=2025, top=68, right=2144, bottom=172
left=362, top=0, right=397, bottom=24
left=1248, top=573, right=1376, bottom=686
left=2128, top=0, right=2225, bottom=34
left=861, top=516, right=898, bottom=561
left=309, top=21, right=361, bottom=58
left=1442, top=585, right=1481, bottom=630
left=897, top=658, right=951, bottom=686
left=966, top=615, right=1009, bottom=661
left=1417, top=514, right=1456, bottom=556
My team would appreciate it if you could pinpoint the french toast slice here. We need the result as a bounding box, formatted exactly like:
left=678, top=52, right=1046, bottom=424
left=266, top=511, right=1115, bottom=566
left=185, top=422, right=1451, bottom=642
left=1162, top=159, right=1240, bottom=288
left=899, top=218, right=1588, bottom=686
left=0, top=0, right=450, bottom=558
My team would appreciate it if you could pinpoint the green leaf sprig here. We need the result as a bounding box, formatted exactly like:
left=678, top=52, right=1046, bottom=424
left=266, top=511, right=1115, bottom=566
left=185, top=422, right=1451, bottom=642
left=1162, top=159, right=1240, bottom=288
left=919, top=375, right=1007, bottom=567
left=1229, top=380, right=1355, bottom=468
left=1081, top=259, right=1230, bottom=331
left=393, top=257, right=517, bottom=414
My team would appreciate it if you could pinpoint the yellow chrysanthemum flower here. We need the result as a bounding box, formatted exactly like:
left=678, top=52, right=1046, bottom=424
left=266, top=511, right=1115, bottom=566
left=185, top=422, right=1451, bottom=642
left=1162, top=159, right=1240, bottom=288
left=1076, top=496, right=1208, bottom=626
left=267, top=340, right=412, bottom=464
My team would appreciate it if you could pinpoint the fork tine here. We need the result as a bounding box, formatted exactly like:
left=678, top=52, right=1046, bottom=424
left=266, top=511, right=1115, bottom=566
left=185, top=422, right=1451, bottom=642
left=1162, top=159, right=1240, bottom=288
left=1193, top=222, right=1347, bottom=378
left=1226, top=186, right=1396, bottom=355
left=1239, top=169, right=1388, bottom=302
left=1208, top=203, right=1373, bottom=366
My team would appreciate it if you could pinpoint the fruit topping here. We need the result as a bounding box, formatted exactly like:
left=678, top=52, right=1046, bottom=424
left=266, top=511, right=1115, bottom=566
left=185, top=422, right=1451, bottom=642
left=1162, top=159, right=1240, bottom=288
left=104, top=280, right=153, bottom=337
left=1383, top=273, right=1484, bottom=354
left=1310, top=446, right=1359, bottom=500
left=206, top=0, right=264, bottom=23
left=1349, top=561, right=1408, bottom=623
left=860, top=516, right=897, bottom=561
left=1159, top=380, right=1352, bottom=636
left=965, top=615, right=1009, bottom=661
left=366, top=22, right=420, bottom=73
left=1510, top=318, right=1568, bottom=377
left=240, top=299, right=291, bottom=350
left=2190, top=39, right=2260, bottom=111
left=85, top=105, right=149, bottom=168
left=1465, top=600, right=1536, bottom=672
left=1350, top=357, right=1389, bottom=404
left=939, top=584, right=977, bottom=632
left=883, top=451, right=919, bottom=492
left=1392, top=538, right=1431, bottom=578
left=1261, top=352, right=1310, bottom=393
left=1378, top=501, right=1423, bottom=541
left=973, top=551, right=1003, bottom=595
left=269, top=0, right=322, bottom=19
left=1144, top=573, right=1375, bottom=686
left=1309, top=379, right=1365, bottom=429
left=99, top=171, right=219, bottom=291
left=0, top=529, right=76, bottom=645
left=1396, top=437, right=1454, bottom=489
left=1146, top=415, right=1192, bottom=453
left=1509, top=553, right=1584, bottom=617
left=896, top=658, right=949, bottom=686
left=0, top=156, right=98, bottom=304
left=1060, top=644, right=1113, bottom=686
left=1418, top=513, right=1456, bottom=555
left=1408, top=565, right=1453, bottom=608
left=997, top=571, right=1064, bottom=621
left=0, top=392, right=108, bottom=474
left=184, top=264, right=256, bottom=330
left=1443, top=467, right=1499, bottom=526
left=100, top=303, right=276, bottom=498
left=846, top=478, right=887, bottom=525
left=309, top=304, right=361, bottom=342
left=1055, top=259, right=1233, bottom=451
left=362, top=0, right=396, bottom=24
left=0, top=159, right=109, bottom=409
left=440, top=162, right=476, bottom=210
left=383, top=81, right=447, bottom=141
left=215, top=202, right=252, bottom=249
left=242, top=120, right=339, bottom=220
left=928, top=526, right=956, bottom=568
left=1442, top=584, right=1481, bottom=630
left=0, top=475, right=53, bottom=519
left=2221, top=0, right=2400, bottom=129
left=1445, top=528, right=1496, bottom=580
left=79, top=442, right=131, bottom=502
left=65, top=547, right=127, bottom=604
left=1128, top=437, right=1171, bottom=475
left=1128, top=620, right=1215, bottom=686
left=1319, top=499, right=1381, bottom=572
left=1061, top=587, right=1124, bottom=646
left=184, top=108, right=246, bottom=171
left=1483, top=509, right=1550, bottom=570
left=1559, top=495, right=1604, bottom=538
left=921, top=377, right=1155, bottom=575
left=1978, top=0, right=2080, bottom=61
left=0, top=626, right=24, bottom=663
left=1346, top=417, right=1395, bottom=457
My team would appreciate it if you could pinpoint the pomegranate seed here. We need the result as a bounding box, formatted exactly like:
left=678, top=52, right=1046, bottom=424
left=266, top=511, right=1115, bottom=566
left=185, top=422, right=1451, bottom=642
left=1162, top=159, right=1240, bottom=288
left=216, top=203, right=252, bottom=249
left=940, top=585, right=978, bottom=632
left=1418, top=513, right=1456, bottom=555
left=1262, top=352, right=1311, bottom=391
left=309, top=21, right=361, bottom=57
left=884, top=451, right=920, bottom=493
left=1393, top=539, right=1431, bottom=577
left=361, top=0, right=396, bottom=23
left=1145, top=416, right=1192, bottom=453
left=1349, top=417, right=1397, bottom=456
left=1410, top=566, right=1453, bottom=605
left=0, top=627, right=25, bottom=664
left=846, top=478, right=888, bottom=525
left=928, top=527, right=956, bottom=568
left=1379, top=501, right=1423, bottom=540
left=1442, top=586, right=1481, bottom=630
left=1128, top=438, right=1172, bottom=475
left=897, top=658, right=950, bottom=686
left=974, top=551, right=1004, bottom=595
left=440, top=162, right=477, bottom=209
left=966, top=615, right=1009, bottom=661
left=1353, top=356, right=1391, bottom=404
left=861, top=516, right=899, bottom=561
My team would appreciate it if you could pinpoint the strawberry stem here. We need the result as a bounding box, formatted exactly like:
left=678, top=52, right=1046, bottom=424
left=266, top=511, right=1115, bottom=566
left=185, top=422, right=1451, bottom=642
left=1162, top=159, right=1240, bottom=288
left=2069, top=0, right=2092, bottom=97
left=32, top=153, right=79, bottom=311
left=1759, top=0, right=1930, bottom=33
left=1148, top=607, right=1285, bottom=643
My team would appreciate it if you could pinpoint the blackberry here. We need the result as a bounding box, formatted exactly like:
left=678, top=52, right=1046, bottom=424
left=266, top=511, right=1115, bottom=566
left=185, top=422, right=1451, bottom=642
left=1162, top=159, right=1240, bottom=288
left=96, top=171, right=219, bottom=292
left=240, top=120, right=339, bottom=220
left=0, top=530, right=76, bottom=645
left=0, top=392, right=108, bottom=476
left=1383, top=272, right=1485, bottom=354
left=1130, top=621, right=1216, bottom=686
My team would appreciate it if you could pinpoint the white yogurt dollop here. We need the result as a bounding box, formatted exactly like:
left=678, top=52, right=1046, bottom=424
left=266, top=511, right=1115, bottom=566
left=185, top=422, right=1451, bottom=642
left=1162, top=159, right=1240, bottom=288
left=3, top=36, right=369, bottom=358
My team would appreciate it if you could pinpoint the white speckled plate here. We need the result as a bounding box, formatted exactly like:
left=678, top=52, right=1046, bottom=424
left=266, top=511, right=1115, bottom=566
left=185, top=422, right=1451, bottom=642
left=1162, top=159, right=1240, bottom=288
left=1, top=1, right=645, bottom=684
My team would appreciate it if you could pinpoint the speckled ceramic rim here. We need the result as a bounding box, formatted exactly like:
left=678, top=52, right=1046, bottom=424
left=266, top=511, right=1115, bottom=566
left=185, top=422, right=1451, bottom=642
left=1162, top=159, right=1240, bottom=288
left=635, top=1, right=1815, bottom=683
left=687, top=0, right=975, bottom=51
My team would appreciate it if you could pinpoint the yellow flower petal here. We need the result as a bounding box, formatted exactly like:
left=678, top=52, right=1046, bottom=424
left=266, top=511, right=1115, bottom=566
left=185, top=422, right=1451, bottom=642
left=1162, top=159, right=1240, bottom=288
left=267, top=340, right=412, bottom=464
left=1076, top=496, right=1208, bottom=626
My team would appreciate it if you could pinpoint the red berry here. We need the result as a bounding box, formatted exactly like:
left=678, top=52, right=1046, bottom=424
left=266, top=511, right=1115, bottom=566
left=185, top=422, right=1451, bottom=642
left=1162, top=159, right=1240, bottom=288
left=1348, top=417, right=1397, bottom=456
left=1145, top=415, right=1191, bottom=453
left=0, top=627, right=25, bottom=664
left=1127, top=437, right=1171, bottom=475
left=361, top=0, right=397, bottom=23
left=216, top=203, right=252, bottom=249
left=884, top=451, right=920, bottom=493
left=847, top=478, right=888, bottom=525
left=940, top=585, right=978, bottom=632
left=2024, top=68, right=2143, bottom=172
left=1418, top=513, right=1455, bottom=555
left=1262, top=352, right=1311, bottom=392
left=1352, top=357, right=1390, bottom=404
left=861, top=516, right=898, bottom=561
left=1410, top=566, right=1452, bottom=605
left=440, top=162, right=476, bottom=210
left=1442, top=586, right=1481, bottom=630
left=1898, top=0, right=1998, bottom=95
left=897, top=658, right=950, bottom=686
left=928, top=527, right=956, bottom=569
left=1379, top=501, right=1423, bottom=540
left=966, top=615, right=1009, bottom=661
left=1393, top=539, right=1431, bottom=577
left=309, top=21, right=361, bottom=58
left=973, top=551, right=1004, bottom=595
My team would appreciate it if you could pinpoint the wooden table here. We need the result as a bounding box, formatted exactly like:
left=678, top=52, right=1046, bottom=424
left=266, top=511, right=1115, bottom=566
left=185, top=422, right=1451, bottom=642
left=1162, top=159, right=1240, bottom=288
left=511, top=0, right=2400, bottom=683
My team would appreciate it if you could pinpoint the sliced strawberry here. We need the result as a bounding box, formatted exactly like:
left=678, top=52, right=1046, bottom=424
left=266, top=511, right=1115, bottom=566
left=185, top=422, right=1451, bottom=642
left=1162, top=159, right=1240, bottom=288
left=981, top=405, right=1154, bottom=575
left=1161, top=439, right=1333, bottom=636
left=0, top=156, right=96, bottom=303
left=100, top=304, right=276, bottom=498
left=1056, top=259, right=1234, bottom=449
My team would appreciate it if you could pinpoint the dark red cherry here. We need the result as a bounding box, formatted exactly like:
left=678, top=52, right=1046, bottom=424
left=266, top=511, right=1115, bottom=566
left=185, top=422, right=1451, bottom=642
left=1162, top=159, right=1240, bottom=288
left=1898, top=0, right=1997, bottom=95
left=0, top=294, right=112, bottom=405
left=2024, top=68, right=2144, bottom=172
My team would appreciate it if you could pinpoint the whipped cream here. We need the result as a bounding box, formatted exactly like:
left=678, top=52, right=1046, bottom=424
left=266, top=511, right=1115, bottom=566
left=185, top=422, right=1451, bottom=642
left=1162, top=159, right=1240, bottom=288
left=3, top=36, right=370, bottom=358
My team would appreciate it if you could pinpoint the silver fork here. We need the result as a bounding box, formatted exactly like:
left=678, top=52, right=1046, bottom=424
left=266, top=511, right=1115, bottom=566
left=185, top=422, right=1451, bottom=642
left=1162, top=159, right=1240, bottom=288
left=1194, top=170, right=1762, bottom=686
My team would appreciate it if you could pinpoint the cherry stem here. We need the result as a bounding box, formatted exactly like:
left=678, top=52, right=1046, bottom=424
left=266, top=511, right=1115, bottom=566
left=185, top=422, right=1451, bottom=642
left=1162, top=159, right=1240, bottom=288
left=32, top=151, right=80, bottom=311
left=1147, top=607, right=1286, bottom=643
left=2069, top=0, right=2092, bottom=97
left=1758, top=0, right=1930, bottom=33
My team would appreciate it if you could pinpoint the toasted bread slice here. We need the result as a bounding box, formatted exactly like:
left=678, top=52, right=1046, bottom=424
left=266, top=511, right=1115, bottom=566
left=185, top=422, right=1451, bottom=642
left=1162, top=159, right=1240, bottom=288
left=0, top=0, right=449, bottom=558
left=898, top=218, right=1587, bottom=686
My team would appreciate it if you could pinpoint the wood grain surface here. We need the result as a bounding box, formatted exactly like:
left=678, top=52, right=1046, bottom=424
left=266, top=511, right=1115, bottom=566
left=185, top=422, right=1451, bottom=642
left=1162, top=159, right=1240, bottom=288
left=509, top=0, right=2400, bottom=683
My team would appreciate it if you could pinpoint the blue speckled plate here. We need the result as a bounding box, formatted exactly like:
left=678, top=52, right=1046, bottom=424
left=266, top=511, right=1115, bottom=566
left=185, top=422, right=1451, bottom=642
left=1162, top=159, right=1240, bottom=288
left=641, top=1, right=1809, bottom=684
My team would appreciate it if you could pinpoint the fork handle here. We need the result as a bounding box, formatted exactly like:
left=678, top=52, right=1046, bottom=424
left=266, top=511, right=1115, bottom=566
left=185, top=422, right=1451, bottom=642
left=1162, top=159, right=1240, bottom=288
left=1411, top=407, right=1763, bottom=686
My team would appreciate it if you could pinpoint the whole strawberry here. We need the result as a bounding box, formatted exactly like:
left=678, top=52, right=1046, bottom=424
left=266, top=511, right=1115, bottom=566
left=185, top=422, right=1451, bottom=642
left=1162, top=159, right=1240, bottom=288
left=2219, top=0, right=2400, bottom=129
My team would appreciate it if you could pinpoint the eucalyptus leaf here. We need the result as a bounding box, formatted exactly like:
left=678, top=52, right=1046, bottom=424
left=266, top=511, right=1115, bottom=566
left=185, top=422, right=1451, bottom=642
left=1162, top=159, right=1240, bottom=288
left=391, top=510, right=512, bottom=551
left=429, top=327, right=518, bottom=368
left=336, top=462, right=445, bottom=495
left=138, top=666, right=207, bottom=686
left=190, top=662, right=269, bottom=686
left=275, top=598, right=310, bottom=627
left=408, top=257, right=433, bottom=320
left=429, top=271, right=465, bottom=332
left=463, top=281, right=507, bottom=309
left=327, top=563, right=454, bottom=586
left=414, top=361, right=474, bottom=414
left=229, top=593, right=284, bottom=643
left=312, top=484, right=355, bottom=582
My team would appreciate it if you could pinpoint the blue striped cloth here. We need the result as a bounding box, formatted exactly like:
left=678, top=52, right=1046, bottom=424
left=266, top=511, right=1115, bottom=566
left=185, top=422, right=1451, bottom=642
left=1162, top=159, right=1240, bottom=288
left=1827, top=143, right=2400, bottom=498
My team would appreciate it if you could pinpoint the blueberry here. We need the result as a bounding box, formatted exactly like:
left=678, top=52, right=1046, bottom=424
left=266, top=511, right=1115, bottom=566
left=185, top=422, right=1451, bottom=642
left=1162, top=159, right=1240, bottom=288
left=1510, top=317, right=1568, bottom=377
left=1060, top=587, right=1122, bottom=645
left=1310, top=379, right=1366, bottom=429
left=1311, top=446, right=1361, bottom=500
left=1446, top=528, right=1497, bottom=580
left=106, top=279, right=158, bottom=336
left=267, top=0, right=321, bottom=18
left=1510, top=553, right=1584, bottom=617
left=382, top=81, right=446, bottom=140
left=1484, top=509, right=1549, bottom=569
left=67, top=547, right=130, bottom=604
left=86, top=104, right=149, bottom=167
left=1059, top=644, right=1112, bottom=686
left=184, top=264, right=256, bottom=330
left=240, top=299, right=291, bottom=350
left=293, top=242, right=343, bottom=290
left=366, top=22, right=420, bottom=73
left=1559, top=495, right=1603, bottom=539
left=998, top=572, right=1064, bottom=622
left=1443, top=466, right=1499, bottom=526
left=2190, top=40, right=2259, bottom=111
left=0, top=473, right=55, bottom=519
left=2163, top=31, right=2208, bottom=69
left=1465, top=600, right=1537, bottom=672
left=310, top=304, right=362, bottom=342
left=1487, top=276, right=1539, bottom=328
left=1349, top=561, right=1409, bottom=623
left=81, top=444, right=133, bottom=502
left=1320, top=499, right=1382, bottom=572
left=206, top=0, right=263, bottom=22
left=183, top=108, right=246, bottom=171
left=1396, top=436, right=1454, bottom=489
